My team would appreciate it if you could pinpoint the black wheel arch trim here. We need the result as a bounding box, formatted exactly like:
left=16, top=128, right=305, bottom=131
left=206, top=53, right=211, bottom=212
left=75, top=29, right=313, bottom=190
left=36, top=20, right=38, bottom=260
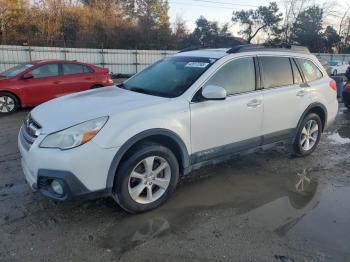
left=106, top=128, right=190, bottom=192
left=293, top=102, right=327, bottom=143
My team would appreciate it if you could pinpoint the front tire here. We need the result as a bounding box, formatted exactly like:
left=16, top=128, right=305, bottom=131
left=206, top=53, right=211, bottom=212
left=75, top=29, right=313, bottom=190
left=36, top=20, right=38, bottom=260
left=0, top=92, right=19, bottom=114
left=113, top=143, right=179, bottom=213
left=292, top=113, right=322, bottom=157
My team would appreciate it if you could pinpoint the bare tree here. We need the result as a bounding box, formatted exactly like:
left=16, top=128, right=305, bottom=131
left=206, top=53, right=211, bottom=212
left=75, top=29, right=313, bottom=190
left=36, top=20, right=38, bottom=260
left=339, top=7, right=350, bottom=47
left=279, top=0, right=310, bottom=43
left=344, top=18, right=350, bottom=47
left=0, top=0, right=27, bottom=44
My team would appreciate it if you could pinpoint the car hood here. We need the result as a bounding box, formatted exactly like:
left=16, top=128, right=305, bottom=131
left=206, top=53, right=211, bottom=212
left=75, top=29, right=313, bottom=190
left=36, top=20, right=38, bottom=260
left=31, top=86, right=168, bottom=134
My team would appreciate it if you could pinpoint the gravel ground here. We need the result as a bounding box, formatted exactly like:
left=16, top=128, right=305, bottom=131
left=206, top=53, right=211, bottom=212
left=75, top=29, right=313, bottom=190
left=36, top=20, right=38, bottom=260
left=1, top=104, right=350, bottom=262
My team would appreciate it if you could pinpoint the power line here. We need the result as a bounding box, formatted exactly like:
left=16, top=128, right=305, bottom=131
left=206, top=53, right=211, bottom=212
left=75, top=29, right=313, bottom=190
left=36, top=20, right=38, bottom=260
left=170, top=1, right=345, bottom=22
left=169, top=2, right=237, bottom=10
left=169, top=0, right=258, bottom=10
left=190, top=0, right=258, bottom=8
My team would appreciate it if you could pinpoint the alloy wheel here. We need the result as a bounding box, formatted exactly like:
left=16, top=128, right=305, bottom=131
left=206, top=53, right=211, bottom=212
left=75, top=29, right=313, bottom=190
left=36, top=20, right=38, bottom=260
left=300, top=120, right=319, bottom=151
left=128, top=156, right=171, bottom=204
left=0, top=95, right=15, bottom=113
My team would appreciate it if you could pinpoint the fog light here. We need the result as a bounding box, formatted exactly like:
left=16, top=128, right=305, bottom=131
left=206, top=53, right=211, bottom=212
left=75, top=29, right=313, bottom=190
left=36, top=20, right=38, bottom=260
left=51, top=180, right=64, bottom=196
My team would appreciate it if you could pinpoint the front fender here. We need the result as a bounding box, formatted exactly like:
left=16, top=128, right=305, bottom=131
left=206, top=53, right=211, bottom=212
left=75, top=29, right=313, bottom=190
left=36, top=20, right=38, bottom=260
left=104, top=127, right=191, bottom=191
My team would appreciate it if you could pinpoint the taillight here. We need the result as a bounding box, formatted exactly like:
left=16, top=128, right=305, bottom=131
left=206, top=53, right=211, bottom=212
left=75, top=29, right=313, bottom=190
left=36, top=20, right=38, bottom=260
left=329, top=80, right=337, bottom=91
left=346, top=83, right=350, bottom=90
left=107, top=73, right=113, bottom=84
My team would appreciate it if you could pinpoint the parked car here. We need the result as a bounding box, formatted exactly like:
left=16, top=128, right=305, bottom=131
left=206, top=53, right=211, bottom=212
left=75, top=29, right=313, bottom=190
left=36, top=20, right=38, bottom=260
left=346, top=62, right=350, bottom=81
left=0, top=60, right=113, bottom=114
left=18, top=45, right=338, bottom=213
left=317, top=57, right=332, bottom=76
left=329, top=60, right=348, bottom=76
left=342, top=82, right=350, bottom=109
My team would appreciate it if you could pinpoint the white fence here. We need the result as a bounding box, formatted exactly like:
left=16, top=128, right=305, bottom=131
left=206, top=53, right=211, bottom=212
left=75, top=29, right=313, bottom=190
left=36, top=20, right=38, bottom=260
left=0, top=45, right=350, bottom=75
left=0, top=45, right=177, bottom=75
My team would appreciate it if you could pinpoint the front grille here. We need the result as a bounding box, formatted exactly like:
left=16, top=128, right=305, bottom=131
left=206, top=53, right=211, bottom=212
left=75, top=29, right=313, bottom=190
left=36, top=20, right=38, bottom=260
left=20, top=115, right=42, bottom=151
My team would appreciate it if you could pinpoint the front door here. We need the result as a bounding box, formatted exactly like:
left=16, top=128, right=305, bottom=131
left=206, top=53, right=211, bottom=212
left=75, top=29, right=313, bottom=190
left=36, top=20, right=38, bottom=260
left=190, top=57, right=263, bottom=163
left=20, top=63, right=61, bottom=105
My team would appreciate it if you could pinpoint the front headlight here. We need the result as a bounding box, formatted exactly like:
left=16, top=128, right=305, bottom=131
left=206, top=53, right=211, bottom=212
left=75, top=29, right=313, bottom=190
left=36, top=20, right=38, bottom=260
left=40, top=117, right=108, bottom=150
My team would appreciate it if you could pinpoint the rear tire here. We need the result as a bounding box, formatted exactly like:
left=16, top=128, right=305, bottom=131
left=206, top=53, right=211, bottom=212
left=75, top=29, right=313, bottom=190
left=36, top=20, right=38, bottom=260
left=0, top=92, right=19, bottom=114
left=113, top=143, right=179, bottom=213
left=292, top=113, right=322, bottom=157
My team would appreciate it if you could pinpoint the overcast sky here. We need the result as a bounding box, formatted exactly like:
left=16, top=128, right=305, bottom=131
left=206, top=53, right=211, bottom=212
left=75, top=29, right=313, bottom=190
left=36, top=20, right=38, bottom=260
left=168, top=0, right=350, bottom=36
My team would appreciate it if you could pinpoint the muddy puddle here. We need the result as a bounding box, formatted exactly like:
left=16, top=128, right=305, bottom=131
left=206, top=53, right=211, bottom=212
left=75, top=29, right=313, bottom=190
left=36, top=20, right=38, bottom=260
left=98, top=165, right=350, bottom=260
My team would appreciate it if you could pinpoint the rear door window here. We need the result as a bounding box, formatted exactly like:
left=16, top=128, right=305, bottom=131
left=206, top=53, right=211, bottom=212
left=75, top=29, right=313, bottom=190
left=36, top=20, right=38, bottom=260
left=62, top=64, right=85, bottom=75
left=83, top=65, right=93, bottom=73
left=298, top=59, right=323, bottom=82
left=260, top=57, right=294, bottom=88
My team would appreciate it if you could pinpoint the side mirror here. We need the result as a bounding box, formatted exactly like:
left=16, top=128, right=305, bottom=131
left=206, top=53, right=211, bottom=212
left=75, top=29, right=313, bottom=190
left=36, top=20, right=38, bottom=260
left=21, top=73, right=33, bottom=80
left=202, top=85, right=226, bottom=100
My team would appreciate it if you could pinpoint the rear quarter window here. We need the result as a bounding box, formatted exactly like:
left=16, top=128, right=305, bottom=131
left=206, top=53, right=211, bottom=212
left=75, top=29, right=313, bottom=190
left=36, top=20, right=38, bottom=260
left=298, top=59, right=323, bottom=82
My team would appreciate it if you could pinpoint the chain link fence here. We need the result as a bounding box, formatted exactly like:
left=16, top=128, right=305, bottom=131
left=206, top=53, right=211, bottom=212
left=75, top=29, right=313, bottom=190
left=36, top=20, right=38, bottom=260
left=1, top=45, right=350, bottom=76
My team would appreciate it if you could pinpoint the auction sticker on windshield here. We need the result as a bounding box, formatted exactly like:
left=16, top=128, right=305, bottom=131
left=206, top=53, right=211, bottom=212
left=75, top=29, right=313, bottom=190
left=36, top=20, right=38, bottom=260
left=185, top=62, right=210, bottom=68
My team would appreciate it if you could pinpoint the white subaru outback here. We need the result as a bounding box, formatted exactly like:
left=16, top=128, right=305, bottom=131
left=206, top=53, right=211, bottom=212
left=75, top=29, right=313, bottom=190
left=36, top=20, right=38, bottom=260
left=18, top=45, right=338, bottom=213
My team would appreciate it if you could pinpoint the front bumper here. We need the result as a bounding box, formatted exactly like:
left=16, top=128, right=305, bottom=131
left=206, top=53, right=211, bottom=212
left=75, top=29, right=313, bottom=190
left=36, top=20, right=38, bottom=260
left=36, top=169, right=108, bottom=201
left=323, top=98, right=338, bottom=131
left=18, top=126, right=119, bottom=201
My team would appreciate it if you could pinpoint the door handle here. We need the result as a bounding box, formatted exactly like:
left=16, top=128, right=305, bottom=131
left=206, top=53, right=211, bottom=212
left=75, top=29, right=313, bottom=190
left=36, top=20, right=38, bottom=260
left=247, top=99, right=262, bottom=108
left=53, top=81, right=62, bottom=84
left=296, top=90, right=307, bottom=97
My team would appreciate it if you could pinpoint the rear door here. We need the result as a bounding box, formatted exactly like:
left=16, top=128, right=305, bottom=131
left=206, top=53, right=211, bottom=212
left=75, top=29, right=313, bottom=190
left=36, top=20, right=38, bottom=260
left=259, top=56, right=310, bottom=143
left=59, top=63, right=95, bottom=95
left=20, top=63, right=61, bottom=105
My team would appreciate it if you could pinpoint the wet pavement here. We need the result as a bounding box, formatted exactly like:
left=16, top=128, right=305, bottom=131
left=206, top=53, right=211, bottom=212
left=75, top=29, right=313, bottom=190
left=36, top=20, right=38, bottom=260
left=1, top=106, right=350, bottom=261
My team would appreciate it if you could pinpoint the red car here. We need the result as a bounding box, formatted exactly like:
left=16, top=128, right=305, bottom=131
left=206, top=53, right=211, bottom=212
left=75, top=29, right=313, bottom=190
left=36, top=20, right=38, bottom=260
left=0, top=60, right=114, bottom=114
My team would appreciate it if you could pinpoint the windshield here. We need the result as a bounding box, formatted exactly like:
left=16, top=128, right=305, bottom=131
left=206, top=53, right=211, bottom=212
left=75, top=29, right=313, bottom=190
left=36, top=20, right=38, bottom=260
left=123, top=56, right=217, bottom=98
left=0, top=64, right=33, bottom=77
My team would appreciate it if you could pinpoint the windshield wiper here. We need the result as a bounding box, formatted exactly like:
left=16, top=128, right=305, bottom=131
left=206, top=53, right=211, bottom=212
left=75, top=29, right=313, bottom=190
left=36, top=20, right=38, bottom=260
left=128, top=87, right=153, bottom=95
left=117, top=83, right=152, bottom=95
left=117, top=83, right=128, bottom=89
